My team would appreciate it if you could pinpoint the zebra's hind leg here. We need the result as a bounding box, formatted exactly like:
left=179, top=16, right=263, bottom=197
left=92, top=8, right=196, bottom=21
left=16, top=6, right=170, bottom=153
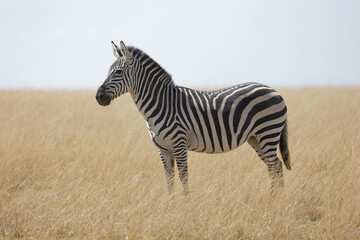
left=159, top=150, right=175, bottom=195
left=247, top=136, right=284, bottom=193
left=248, top=136, right=265, bottom=159
left=263, top=155, right=284, bottom=192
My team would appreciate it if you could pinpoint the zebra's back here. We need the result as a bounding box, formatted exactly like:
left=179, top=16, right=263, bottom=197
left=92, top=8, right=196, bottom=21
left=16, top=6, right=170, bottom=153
left=177, top=83, right=287, bottom=153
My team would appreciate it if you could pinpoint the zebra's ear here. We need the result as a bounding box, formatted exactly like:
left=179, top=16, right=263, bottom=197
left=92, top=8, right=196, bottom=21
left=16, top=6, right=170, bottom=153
left=119, top=41, right=133, bottom=64
left=111, top=41, right=123, bottom=58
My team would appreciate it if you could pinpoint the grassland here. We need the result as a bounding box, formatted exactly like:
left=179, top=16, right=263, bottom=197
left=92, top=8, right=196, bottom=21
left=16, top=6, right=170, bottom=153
left=0, top=87, right=359, bottom=239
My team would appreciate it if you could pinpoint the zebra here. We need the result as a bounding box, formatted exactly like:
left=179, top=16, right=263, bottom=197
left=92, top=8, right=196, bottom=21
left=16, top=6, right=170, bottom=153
left=96, top=41, right=291, bottom=195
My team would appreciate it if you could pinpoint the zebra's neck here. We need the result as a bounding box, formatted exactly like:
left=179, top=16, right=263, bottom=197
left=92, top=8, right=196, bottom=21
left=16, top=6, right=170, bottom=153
left=130, top=78, right=177, bottom=124
left=128, top=47, right=177, bottom=124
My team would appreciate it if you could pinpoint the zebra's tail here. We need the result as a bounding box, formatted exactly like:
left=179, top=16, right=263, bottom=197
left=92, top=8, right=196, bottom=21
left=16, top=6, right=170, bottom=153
left=280, top=120, right=291, bottom=170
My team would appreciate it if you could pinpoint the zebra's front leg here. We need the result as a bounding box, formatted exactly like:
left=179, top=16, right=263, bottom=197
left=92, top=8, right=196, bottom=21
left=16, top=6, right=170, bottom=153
left=159, top=150, right=175, bottom=195
left=173, top=146, right=189, bottom=195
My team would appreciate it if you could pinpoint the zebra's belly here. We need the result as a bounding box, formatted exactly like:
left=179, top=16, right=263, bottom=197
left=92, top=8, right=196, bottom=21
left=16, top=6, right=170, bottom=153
left=187, top=132, right=244, bottom=154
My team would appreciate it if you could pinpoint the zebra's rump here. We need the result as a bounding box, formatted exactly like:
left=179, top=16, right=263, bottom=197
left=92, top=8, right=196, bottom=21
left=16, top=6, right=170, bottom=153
left=180, top=83, right=287, bottom=153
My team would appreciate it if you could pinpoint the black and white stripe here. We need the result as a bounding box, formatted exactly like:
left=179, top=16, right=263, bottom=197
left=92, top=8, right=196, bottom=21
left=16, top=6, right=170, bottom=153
left=96, top=41, right=291, bottom=194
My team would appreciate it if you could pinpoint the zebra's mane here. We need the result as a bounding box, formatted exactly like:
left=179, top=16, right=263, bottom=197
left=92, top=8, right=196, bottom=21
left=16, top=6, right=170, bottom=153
left=128, top=46, right=175, bottom=86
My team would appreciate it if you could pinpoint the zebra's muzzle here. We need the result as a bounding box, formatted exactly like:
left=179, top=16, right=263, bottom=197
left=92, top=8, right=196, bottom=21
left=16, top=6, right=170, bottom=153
left=96, top=90, right=111, bottom=106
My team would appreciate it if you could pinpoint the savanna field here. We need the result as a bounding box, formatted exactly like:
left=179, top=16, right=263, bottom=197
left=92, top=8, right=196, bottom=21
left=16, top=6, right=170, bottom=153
left=0, top=88, right=359, bottom=239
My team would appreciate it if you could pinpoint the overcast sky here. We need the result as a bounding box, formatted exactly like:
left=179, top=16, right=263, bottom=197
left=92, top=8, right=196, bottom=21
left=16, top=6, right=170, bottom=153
left=0, top=0, right=359, bottom=89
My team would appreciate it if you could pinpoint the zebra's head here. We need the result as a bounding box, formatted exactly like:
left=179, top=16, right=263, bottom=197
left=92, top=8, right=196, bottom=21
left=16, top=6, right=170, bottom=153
left=96, top=41, right=134, bottom=106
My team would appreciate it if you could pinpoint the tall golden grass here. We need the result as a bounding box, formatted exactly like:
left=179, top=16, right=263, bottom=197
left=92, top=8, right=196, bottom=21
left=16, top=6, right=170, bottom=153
left=0, top=88, right=359, bottom=239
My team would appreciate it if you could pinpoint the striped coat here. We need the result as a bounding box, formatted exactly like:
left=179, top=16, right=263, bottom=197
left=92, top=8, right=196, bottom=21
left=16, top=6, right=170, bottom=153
left=96, top=41, right=291, bottom=195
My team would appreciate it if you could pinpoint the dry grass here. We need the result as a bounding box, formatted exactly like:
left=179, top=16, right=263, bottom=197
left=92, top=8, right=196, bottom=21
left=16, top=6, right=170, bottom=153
left=0, top=87, right=359, bottom=239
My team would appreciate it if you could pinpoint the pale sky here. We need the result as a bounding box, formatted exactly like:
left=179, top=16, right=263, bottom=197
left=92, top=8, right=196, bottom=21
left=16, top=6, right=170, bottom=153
left=0, top=0, right=359, bottom=89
